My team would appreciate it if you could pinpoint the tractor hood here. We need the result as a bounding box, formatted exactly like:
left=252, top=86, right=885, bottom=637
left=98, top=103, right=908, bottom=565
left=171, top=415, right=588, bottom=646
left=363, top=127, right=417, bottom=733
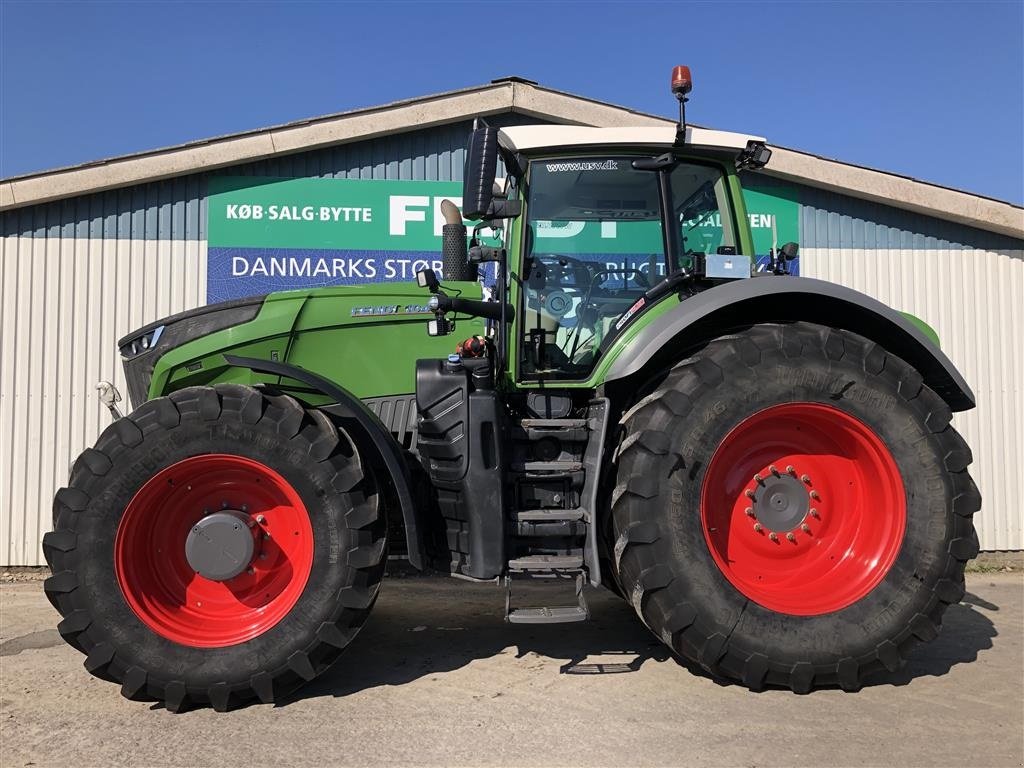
left=119, top=282, right=485, bottom=409
left=119, top=295, right=268, bottom=408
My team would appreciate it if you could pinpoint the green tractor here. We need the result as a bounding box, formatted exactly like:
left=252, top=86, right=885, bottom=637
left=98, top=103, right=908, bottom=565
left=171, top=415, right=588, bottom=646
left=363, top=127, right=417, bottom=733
left=44, top=68, right=980, bottom=710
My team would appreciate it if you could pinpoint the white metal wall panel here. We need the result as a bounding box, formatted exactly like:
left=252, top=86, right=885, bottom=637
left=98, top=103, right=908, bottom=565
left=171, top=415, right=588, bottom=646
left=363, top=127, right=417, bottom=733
left=0, top=236, right=206, bottom=565
left=802, top=245, right=1024, bottom=550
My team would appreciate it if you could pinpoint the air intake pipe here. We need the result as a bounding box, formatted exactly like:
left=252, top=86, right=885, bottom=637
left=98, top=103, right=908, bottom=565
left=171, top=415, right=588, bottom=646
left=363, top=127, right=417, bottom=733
left=440, top=199, right=478, bottom=282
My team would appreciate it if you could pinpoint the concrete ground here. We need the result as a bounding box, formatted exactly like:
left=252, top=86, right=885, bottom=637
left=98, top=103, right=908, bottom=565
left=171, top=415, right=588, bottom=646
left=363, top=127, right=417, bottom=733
left=1, top=572, right=1022, bottom=768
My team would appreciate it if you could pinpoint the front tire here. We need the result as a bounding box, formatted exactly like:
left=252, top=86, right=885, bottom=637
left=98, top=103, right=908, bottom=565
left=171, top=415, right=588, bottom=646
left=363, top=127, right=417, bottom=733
left=43, top=384, right=387, bottom=711
left=610, top=322, right=980, bottom=692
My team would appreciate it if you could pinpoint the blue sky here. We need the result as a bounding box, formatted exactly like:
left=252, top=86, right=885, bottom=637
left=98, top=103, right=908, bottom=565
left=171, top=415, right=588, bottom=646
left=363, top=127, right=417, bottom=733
left=2, top=1, right=1022, bottom=203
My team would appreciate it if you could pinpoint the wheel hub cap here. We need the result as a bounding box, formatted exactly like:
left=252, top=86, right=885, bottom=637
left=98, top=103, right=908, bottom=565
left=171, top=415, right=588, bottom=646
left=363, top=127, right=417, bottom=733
left=184, top=510, right=257, bottom=581
left=752, top=473, right=809, bottom=533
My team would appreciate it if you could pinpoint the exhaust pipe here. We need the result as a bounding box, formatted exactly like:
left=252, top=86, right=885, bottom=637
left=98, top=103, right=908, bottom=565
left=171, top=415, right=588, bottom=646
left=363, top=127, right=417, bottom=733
left=440, top=199, right=477, bottom=282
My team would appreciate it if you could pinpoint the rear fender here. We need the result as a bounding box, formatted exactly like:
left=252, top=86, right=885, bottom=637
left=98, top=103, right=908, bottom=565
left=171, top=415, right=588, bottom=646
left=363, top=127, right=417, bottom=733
left=602, top=277, right=975, bottom=411
left=223, top=355, right=425, bottom=569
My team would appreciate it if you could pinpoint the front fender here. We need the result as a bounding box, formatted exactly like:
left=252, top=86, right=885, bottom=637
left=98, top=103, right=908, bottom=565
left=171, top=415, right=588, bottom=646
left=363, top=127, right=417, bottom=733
left=601, top=276, right=975, bottom=411
left=223, top=355, right=426, bottom=569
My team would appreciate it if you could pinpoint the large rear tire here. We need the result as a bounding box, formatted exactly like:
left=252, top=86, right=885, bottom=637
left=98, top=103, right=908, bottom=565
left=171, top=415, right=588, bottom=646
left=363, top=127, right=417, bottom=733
left=610, top=322, right=980, bottom=692
left=43, top=384, right=387, bottom=711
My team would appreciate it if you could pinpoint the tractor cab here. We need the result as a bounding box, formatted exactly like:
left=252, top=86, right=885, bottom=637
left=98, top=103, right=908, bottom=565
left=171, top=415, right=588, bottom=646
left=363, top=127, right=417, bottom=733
left=418, top=127, right=780, bottom=384
left=418, top=67, right=780, bottom=389
left=498, top=125, right=769, bottom=381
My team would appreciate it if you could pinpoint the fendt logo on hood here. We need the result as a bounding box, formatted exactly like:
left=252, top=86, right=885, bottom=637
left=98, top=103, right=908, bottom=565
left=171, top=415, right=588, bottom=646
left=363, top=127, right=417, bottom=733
left=349, top=304, right=433, bottom=317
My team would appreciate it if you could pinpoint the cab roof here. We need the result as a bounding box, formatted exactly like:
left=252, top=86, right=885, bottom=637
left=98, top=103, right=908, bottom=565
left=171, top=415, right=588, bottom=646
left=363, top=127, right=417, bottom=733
left=497, top=125, right=765, bottom=155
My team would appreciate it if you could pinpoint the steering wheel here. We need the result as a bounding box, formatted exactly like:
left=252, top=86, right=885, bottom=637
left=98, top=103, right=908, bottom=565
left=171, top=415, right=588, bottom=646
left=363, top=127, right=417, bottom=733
left=526, top=254, right=596, bottom=323
left=532, top=254, right=593, bottom=286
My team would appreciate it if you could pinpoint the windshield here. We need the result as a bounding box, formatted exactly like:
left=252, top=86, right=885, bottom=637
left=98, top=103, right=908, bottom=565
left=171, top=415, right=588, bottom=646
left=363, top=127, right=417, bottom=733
left=519, top=155, right=734, bottom=379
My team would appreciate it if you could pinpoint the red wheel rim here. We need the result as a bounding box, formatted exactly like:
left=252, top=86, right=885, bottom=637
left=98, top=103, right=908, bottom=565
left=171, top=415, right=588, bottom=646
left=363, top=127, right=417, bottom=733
left=700, top=403, right=905, bottom=616
left=114, top=454, right=314, bottom=647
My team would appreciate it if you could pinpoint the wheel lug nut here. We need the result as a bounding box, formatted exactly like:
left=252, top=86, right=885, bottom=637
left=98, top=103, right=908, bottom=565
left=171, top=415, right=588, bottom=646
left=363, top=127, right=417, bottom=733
left=769, top=465, right=780, bottom=476
left=745, top=507, right=755, bottom=517
left=801, top=524, right=811, bottom=533
left=786, top=532, right=796, bottom=542
left=753, top=523, right=763, bottom=532
left=810, top=508, right=820, bottom=518
left=800, top=474, right=811, bottom=484
left=241, top=504, right=248, bottom=512
left=753, top=473, right=763, bottom=483
left=246, top=567, right=255, bottom=575
left=256, top=515, right=266, bottom=524
left=786, top=465, right=796, bottom=475
left=745, top=489, right=756, bottom=499
left=769, top=532, right=778, bottom=542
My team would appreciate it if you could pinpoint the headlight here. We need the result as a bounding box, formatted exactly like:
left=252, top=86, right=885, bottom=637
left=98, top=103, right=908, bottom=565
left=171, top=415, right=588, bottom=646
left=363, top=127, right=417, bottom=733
left=120, top=326, right=164, bottom=359
left=117, top=297, right=265, bottom=410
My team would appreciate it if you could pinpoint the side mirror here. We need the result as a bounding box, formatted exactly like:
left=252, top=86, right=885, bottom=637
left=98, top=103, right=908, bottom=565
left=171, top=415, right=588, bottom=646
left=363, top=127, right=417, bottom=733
left=416, top=268, right=440, bottom=293
left=738, top=140, right=772, bottom=170
left=463, top=125, right=499, bottom=220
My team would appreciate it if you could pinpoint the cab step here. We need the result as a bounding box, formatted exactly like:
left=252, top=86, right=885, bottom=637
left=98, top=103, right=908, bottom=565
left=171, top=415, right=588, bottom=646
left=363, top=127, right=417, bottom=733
left=507, top=605, right=588, bottom=624
left=510, top=503, right=586, bottom=541
left=511, top=418, right=590, bottom=443
left=504, top=569, right=590, bottom=624
left=513, top=508, right=585, bottom=522
left=507, top=554, right=584, bottom=572
left=510, top=460, right=583, bottom=472
left=518, top=418, right=588, bottom=429
left=510, top=519, right=587, bottom=537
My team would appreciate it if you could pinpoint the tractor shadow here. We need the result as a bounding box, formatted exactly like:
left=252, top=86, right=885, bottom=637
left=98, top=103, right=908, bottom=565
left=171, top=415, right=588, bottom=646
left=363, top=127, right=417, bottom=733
left=872, top=592, right=999, bottom=688
left=282, top=576, right=998, bottom=706
left=290, top=577, right=673, bottom=705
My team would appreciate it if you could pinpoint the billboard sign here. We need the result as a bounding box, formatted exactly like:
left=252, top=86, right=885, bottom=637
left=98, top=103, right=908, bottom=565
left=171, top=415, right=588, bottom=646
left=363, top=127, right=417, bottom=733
left=206, top=177, right=798, bottom=303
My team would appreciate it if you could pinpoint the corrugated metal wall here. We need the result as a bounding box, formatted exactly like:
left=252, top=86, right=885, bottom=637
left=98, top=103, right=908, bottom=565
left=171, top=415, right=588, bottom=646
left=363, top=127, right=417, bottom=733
left=0, top=236, right=206, bottom=565
left=1, top=128, right=1021, bottom=564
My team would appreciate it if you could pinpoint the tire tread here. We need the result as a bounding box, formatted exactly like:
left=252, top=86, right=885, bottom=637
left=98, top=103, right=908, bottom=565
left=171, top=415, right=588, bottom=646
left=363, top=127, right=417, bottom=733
left=611, top=321, right=979, bottom=693
left=43, top=384, right=388, bottom=710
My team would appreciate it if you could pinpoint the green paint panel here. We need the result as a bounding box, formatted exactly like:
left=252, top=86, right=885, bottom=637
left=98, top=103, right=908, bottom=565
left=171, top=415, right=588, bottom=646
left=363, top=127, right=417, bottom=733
left=148, top=282, right=485, bottom=402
